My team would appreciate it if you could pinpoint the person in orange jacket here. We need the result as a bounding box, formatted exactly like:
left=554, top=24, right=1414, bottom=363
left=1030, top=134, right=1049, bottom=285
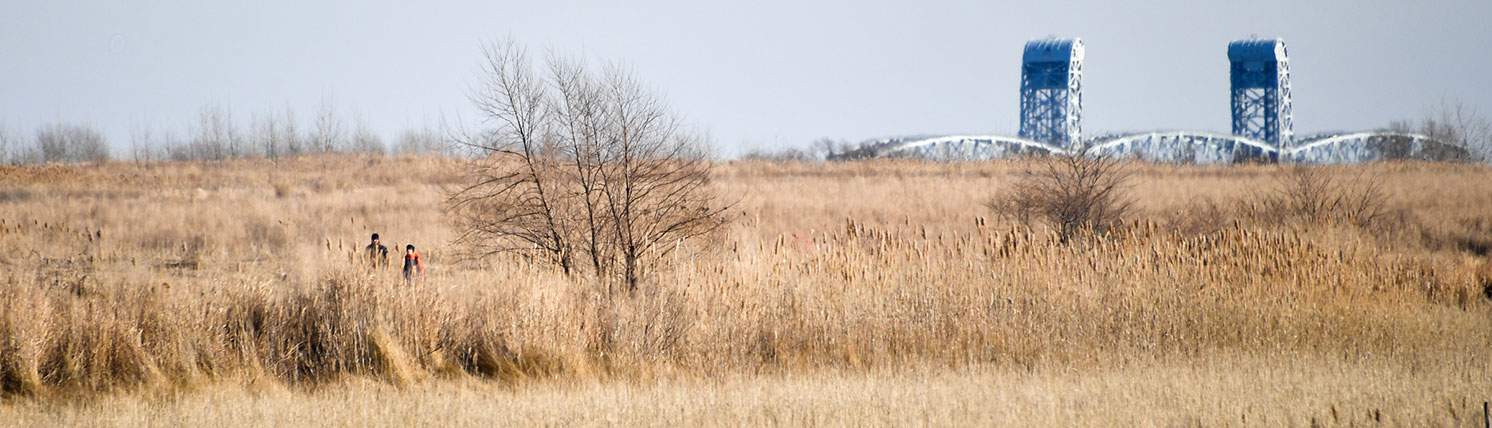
left=402, top=244, right=424, bottom=283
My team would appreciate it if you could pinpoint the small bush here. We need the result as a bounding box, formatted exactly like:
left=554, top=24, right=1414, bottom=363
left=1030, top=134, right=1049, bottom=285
left=1253, top=166, right=1389, bottom=228
left=991, top=151, right=1134, bottom=242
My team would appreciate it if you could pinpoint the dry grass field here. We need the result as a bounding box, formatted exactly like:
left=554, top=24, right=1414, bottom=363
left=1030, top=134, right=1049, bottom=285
left=1, top=155, right=1490, bottom=426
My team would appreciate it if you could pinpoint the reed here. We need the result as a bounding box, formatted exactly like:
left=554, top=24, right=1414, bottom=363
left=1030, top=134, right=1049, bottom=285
left=0, top=156, right=1488, bottom=424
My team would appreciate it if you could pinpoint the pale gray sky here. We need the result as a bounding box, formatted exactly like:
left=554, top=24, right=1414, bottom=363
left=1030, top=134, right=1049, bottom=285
left=3, top=0, right=1489, bottom=156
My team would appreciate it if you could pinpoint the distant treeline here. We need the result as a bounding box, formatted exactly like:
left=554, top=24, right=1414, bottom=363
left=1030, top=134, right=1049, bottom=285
left=0, top=104, right=451, bottom=165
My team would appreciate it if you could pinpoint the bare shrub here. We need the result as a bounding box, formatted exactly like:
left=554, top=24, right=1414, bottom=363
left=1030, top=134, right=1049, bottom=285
left=1252, top=165, right=1390, bottom=228
left=992, top=149, right=1133, bottom=242
left=449, top=39, right=728, bottom=291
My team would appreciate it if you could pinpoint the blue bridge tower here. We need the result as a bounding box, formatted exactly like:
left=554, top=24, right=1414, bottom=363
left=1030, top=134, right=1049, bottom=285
left=1228, top=38, right=1294, bottom=149
left=1020, top=38, right=1084, bottom=148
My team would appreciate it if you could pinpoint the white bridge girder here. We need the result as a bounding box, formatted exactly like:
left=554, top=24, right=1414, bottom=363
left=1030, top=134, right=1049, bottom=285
left=1087, top=131, right=1276, bottom=164
left=857, top=131, right=1463, bottom=164
left=858, top=135, right=1062, bottom=162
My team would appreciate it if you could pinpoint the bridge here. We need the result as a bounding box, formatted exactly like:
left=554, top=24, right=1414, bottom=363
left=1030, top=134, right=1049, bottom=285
left=840, top=38, right=1467, bottom=164
left=851, top=131, right=1466, bottom=164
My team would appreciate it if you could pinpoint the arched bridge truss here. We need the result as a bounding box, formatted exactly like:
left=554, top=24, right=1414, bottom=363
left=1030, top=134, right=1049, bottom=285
left=861, top=131, right=1466, bottom=164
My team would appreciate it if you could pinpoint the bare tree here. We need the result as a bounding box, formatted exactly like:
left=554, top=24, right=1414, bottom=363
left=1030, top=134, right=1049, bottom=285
left=36, top=123, right=110, bottom=164
left=586, top=63, right=723, bottom=289
left=251, top=111, right=283, bottom=159
left=282, top=105, right=305, bottom=156
left=393, top=126, right=446, bottom=155
left=191, top=104, right=238, bottom=161
left=452, top=40, right=576, bottom=273
left=0, top=122, right=39, bottom=165
left=449, top=39, right=728, bottom=292
left=991, top=146, right=1133, bottom=243
left=222, top=106, right=245, bottom=158
left=161, top=128, right=191, bottom=162
left=1421, top=99, right=1491, bottom=162
left=312, top=98, right=346, bottom=154
left=0, top=122, right=13, bottom=165
left=349, top=119, right=386, bottom=155
left=129, top=124, right=158, bottom=164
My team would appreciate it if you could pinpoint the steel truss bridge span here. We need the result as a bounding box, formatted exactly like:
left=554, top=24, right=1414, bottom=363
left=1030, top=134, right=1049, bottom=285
left=862, top=135, right=1062, bottom=162
left=861, top=131, right=1464, bottom=164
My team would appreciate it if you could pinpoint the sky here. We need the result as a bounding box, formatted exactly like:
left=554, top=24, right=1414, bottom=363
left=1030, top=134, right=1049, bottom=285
left=2, top=0, right=1490, bottom=157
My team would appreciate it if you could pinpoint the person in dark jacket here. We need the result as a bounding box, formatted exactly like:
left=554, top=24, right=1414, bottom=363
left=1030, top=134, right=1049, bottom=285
left=365, top=233, right=389, bottom=269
